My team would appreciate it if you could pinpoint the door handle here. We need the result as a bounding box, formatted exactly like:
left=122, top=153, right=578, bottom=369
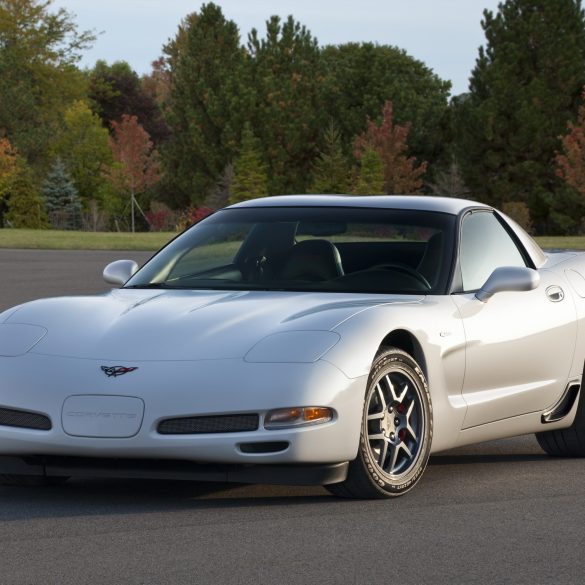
left=546, top=285, right=565, bottom=302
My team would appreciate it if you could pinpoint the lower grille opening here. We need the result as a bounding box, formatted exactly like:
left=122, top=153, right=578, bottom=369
left=158, top=413, right=259, bottom=435
left=0, top=407, right=52, bottom=431
left=239, top=442, right=290, bottom=454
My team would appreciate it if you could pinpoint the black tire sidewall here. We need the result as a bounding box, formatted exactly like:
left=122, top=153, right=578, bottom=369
left=358, top=349, right=433, bottom=496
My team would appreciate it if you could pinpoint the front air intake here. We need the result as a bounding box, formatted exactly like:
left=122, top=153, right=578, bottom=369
left=0, top=407, right=52, bottom=431
left=158, top=413, right=260, bottom=435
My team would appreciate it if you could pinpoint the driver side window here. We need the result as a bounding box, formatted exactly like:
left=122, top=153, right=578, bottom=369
left=460, top=211, right=526, bottom=292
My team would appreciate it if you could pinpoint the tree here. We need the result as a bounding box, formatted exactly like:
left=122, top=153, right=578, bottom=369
left=456, top=0, right=585, bottom=233
left=354, top=101, right=427, bottom=194
left=163, top=3, right=247, bottom=206
left=353, top=147, right=385, bottom=195
left=5, top=162, right=48, bottom=228
left=106, top=115, right=161, bottom=232
left=0, top=137, right=18, bottom=203
left=247, top=15, right=323, bottom=195
left=320, top=43, right=451, bottom=171
left=557, top=96, right=585, bottom=195
left=229, top=124, right=269, bottom=203
left=42, top=158, right=82, bottom=229
left=88, top=60, right=169, bottom=145
left=53, top=100, right=112, bottom=205
left=0, top=0, right=93, bottom=167
left=309, top=123, right=350, bottom=194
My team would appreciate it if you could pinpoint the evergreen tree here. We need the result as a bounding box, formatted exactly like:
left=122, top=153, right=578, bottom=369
left=455, top=0, right=585, bottom=233
left=310, top=123, right=350, bottom=193
left=321, top=43, right=451, bottom=171
left=42, top=158, right=81, bottom=229
left=247, top=15, right=323, bottom=194
left=353, top=147, right=385, bottom=195
left=229, top=124, right=269, bottom=204
left=5, top=162, right=48, bottom=228
left=163, top=3, right=247, bottom=206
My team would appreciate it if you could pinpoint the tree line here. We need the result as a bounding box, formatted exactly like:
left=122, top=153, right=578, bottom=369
left=1, top=0, right=585, bottom=234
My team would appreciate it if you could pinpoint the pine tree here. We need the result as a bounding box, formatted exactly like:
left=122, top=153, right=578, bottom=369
left=353, top=147, right=385, bottom=195
left=229, top=124, right=269, bottom=203
left=310, top=123, right=349, bottom=193
left=5, top=162, right=48, bottom=229
left=163, top=3, right=247, bottom=206
left=456, top=0, right=585, bottom=233
left=42, top=158, right=82, bottom=230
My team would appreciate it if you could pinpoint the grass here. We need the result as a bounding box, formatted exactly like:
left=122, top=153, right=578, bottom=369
left=1, top=229, right=585, bottom=251
left=0, top=229, right=176, bottom=251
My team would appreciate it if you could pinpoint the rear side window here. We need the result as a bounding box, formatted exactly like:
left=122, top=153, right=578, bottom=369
left=460, top=211, right=526, bottom=292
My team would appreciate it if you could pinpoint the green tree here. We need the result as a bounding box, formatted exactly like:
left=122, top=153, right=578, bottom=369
left=455, top=0, right=585, bottom=233
left=88, top=60, right=169, bottom=145
left=247, top=15, right=323, bottom=194
left=321, top=43, right=451, bottom=172
left=53, top=100, right=112, bottom=206
left=42, top=158, right=81, bottom=229
left=309, top=123, right=350, bottom=194
left=229, top=124, right=269, bottom=203
left=163, top=3, right=247, bottom=206
left=0, top=0, right=94, bottom=167
left=0, top=137, right=18, bottom=203
left=5, top=162, right=48, bottom=228
left=353, top=147, right=385, bottom=195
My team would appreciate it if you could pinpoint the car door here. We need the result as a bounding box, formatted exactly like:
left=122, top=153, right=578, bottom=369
left=450, top=210, right=576, bottom=429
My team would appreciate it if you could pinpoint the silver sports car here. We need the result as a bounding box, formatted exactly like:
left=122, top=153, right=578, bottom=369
left=1, top=195, right=584, bottom=498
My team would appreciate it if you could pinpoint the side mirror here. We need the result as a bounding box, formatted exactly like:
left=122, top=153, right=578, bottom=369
left=476, top=266, right=540, bottom=303
left=103, top=260, right=139, bottom=286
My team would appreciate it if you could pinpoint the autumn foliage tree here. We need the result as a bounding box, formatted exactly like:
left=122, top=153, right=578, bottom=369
left=354, top=101, right=427, bottom=194
left=557, top=97, right=585, bottom=198
left=106, top=115, right=161, bottom=232
left=0, top=137, right=19, bottom=203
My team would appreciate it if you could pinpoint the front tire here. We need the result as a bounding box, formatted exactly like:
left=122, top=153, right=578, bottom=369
left=327, top=348, right=432, bottom=499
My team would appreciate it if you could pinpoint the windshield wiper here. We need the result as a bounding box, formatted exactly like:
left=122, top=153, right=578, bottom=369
left=124, top=283, right=170, bottom=289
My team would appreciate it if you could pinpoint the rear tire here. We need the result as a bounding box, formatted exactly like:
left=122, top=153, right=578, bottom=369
left=326, top=348, right=432, bottom=499
left=536, top=388, right=585, bottom=456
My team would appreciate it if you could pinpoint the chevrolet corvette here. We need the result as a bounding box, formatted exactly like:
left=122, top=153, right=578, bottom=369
left=1, top=195, right=584, bottom=498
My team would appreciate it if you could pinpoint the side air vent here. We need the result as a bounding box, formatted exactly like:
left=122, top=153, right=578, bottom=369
left=0, top=407, right=52, bottom=431
left=541, top=383, right=580, bottom=424
left=158, top=413, right=259, bottom=435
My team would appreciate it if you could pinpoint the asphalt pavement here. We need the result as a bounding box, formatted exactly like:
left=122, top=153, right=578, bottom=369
left=0, top=248, right=584, bottom=585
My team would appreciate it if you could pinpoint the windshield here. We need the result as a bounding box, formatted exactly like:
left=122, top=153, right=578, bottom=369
left=126, top=206, right=456, bottom=294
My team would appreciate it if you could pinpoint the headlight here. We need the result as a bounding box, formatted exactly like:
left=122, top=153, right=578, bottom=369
left=0, top=324, right=47, bottom=357
left=244, top=331, right=340, bottom=363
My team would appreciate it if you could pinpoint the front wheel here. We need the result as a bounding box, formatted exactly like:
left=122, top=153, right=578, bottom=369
left=327, top=348, right=432, bottom=499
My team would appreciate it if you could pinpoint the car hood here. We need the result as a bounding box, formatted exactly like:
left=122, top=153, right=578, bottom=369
left=4, top=289, right=423, bottom=361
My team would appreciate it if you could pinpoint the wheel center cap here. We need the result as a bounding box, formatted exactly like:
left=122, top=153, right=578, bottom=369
left=381, top=413, right=396, bottom=436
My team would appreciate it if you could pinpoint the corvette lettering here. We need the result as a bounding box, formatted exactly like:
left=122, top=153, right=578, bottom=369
left=66, top=411, right=137, bottom=420
left=101, top=366, right=138, bottom=377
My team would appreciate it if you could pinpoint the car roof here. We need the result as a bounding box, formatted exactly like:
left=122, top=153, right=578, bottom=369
left=227, top=195, right=491, bottom=215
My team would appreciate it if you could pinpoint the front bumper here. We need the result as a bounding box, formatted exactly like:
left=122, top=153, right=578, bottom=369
left=0, top=353, right=366, bottom=469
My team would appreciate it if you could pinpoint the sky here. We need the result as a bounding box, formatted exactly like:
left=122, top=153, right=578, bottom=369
left=53, top=0, right=503, bottom=96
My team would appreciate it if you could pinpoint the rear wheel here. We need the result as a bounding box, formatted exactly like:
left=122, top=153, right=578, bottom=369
left=536, top=388, right=585, bottom=456
left=327, top=348, right=432, bottom=499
